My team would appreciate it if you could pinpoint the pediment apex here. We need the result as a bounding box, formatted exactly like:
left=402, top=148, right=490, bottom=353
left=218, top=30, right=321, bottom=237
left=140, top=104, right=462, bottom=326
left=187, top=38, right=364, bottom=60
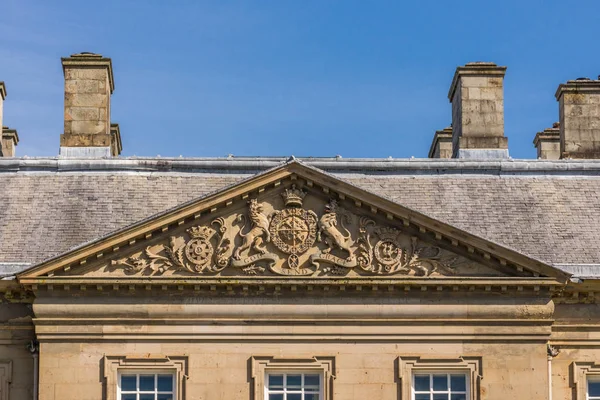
left=18, top=161, right=570, bottom=284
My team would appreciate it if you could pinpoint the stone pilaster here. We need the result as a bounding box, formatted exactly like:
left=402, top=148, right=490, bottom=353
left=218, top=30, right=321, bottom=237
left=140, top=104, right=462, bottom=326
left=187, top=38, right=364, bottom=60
left=428, top=127, right=453, bottom=158
left=555, top=78, right=600, bottom=159
left=448, top=62, right=508, bottom=159
left=59, top=52, right=120, bottom=157
left=533, top=123, right=560, bottom=160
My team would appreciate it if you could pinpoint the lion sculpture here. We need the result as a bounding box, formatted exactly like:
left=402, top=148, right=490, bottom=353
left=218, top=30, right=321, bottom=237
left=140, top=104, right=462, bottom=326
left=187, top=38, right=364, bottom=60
left=233, top=199, right=271, bottom=260
left=318, top=200, right=353, bottom=259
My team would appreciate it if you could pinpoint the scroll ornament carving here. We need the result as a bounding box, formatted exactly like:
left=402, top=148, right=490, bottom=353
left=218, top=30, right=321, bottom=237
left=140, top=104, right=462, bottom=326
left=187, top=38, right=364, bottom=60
left=112, top=186, right=464, bottom=277
left=355, top=219, right=457, bottom=276
left=112, top=219, right=230, bottom=275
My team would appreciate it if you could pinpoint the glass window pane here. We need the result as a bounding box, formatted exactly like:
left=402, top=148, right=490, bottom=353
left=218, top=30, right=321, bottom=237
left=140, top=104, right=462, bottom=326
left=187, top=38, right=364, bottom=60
left=288, top=394, right=301, bottom=400
left=450, top=374, right=466, bottom=392
left=433, top=394, right=448, bottom=400
left=451, top=394, right=466, bottom=400
left=415, top=394, right=430, bottom=400
left=120, top=375, right=137, bottom=391
left=140, top=395, right=154, bottom=400
left=305, top=374, right=320, bottom=388
left=158, top=395, right=173, bottom=400
left=432, top=375, right=448, bottom=391
left=414, top=374, right=430, bottom=391
left=287, top=374, right=302, bottom=389
left=157, top=375, right=173, bottom=392
left=305, top=394, right=320, bottom=400
left=139, top=374, right=155, bottom=391
left=590, top=380, right=600, bottom=396
left=121, top=395, right=136, bottom=400
left=269, top=394, right=283, bottom=400
left=268, top=374, right=284, bottom=389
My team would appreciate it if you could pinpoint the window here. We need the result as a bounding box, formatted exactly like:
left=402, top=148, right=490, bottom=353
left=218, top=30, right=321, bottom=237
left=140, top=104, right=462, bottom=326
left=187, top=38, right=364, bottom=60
left=251, top=356, right=335, bottom=400
left=398, top=357, right=481, bottom=400
left=572, top=361, right=600, bottom=400
left=265, top=372, right=322, bottom=400
left=412, top=373, right=468, bottom=400
left=118, top=372, right=175, bottom=400
left=103, top=355, right=188, bottom=400
left=589, top=376, right=600, bottom=400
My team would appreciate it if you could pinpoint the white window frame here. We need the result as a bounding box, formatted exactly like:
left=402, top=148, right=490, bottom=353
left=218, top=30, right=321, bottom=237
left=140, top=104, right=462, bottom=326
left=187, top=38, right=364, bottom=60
left=264, top=371, right=323, bottom=400
left=411, top=370, right=469, bottom=400
left=251, top=356, right=335, bottom=400
left=117, top=370, right=176, bottom=400
left=398, top=356, right=481, bottom=400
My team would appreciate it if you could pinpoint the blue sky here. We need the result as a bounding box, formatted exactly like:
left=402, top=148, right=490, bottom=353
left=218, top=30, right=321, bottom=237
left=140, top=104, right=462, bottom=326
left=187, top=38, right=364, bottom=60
left=1, top=0, right=599, bottom=159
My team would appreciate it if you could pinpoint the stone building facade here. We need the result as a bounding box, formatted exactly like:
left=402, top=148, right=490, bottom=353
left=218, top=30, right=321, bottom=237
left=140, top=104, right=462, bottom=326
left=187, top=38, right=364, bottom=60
left=2, top=54, right=600, bottom=400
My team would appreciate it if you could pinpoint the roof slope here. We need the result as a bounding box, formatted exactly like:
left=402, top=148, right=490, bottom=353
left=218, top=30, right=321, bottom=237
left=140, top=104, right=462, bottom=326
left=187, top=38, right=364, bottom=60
left=1, top=157, right=600, bottom=267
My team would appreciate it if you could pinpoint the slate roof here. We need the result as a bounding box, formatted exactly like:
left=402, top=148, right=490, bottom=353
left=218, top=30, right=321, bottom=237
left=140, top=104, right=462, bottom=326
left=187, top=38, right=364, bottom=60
left=1, top=157, right=600, bottom=274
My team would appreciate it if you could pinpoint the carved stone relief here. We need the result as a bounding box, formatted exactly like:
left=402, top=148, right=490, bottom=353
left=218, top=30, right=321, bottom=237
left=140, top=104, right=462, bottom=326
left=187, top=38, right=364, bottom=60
left=105, top=185, right=498, bottom=278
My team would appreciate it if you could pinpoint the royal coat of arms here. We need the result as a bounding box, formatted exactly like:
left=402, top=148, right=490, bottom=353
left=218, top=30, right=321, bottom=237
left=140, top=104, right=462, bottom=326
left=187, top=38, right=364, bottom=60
left=112, top=183, right=466, bottom=277
left=269, top=185, right=318, bottom=270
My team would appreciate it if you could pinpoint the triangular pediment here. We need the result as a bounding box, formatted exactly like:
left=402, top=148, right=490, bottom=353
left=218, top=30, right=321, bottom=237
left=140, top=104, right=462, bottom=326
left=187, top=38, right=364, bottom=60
left=18, top=161, right=569, bottom=287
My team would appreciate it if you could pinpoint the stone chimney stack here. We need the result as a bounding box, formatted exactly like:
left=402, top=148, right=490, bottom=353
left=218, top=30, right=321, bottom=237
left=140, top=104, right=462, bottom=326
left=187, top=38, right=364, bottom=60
left=60, top=52, right=121, bottom=157
left=448, top=62, right=508, bottom=159
left=0, top=82, right=19, bottom=157
left=533, top=122, right=560, bottom=160
left=0, top=82, right=6, bottom=137
left=428, top=127, right=453, bottom=158
left=555, top=77, right=600, bottom=159
left=2, top=127, right=19, bottom=157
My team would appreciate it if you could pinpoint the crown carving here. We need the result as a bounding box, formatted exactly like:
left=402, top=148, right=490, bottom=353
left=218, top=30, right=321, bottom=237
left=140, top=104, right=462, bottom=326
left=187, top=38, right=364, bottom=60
left=281, top=184, right=306, bottom=207
left=187, top=226, right=212, bottom=238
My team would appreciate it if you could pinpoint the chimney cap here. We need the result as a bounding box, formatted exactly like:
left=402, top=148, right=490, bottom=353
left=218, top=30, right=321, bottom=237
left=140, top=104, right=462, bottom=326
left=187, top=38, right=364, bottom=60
left=61, top=52, right=114, bottom=93
left=555, top=78, right=600, bottom=100
left=0, top=82, right=6, bottom=100
left=533, top=125, right=560, bottom=147
left=428, top=127, right=453, bottom=158
left=448, top=62, right=507, bottom=101
left=70, top=52, right=103, bottom=57
left=2, top=126, right=19, bottom=145
left=465, top=61, right=499, bottom=67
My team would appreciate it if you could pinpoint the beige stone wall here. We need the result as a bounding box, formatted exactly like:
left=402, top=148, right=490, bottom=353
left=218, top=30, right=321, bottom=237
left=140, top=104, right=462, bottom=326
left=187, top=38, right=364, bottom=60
left=32, top=293, right=557, bottom=400
left=456, top=75, right=505, bottom=139
left=61, top=66, right=111, bottom=146
left=558, top=86, right=600, bottom=158
left=37, top=340, right=550, bottom=400
left=550, top=303, right=600, bottom=399
left=537, top=139, right=561, bottom=160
